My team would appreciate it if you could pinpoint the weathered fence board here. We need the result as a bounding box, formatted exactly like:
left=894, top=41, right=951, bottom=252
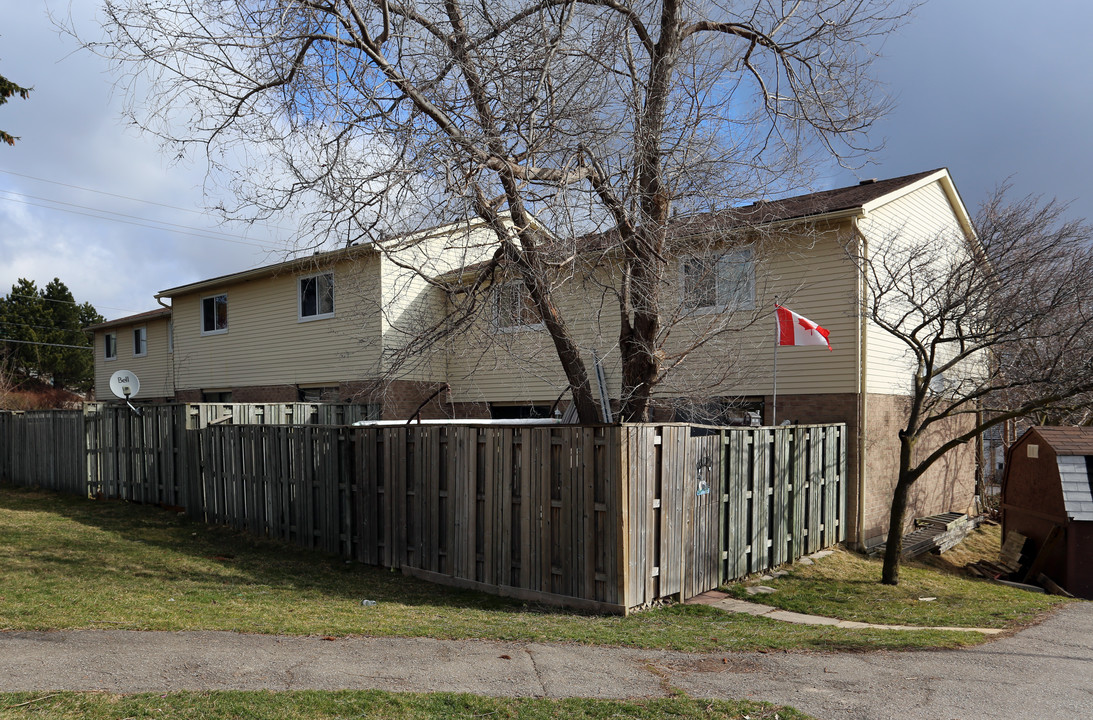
left=0, top=410, right=86, bottom=494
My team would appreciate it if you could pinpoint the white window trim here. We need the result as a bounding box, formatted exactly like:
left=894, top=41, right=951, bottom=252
left=494, top=280, right=544, bottom=333
left=104, top=331, right=117, bottom=361
left=680, top=248, right=756, bottom=314
left=133, top=326, right=147, bottom=358
left=298, top=272, right=335, bottom=322
left=201, top=293, right=228, bottom=336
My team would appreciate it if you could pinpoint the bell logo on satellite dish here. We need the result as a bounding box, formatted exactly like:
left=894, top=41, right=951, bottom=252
left=108, top=370, right=143, bottom=415
left=109, top=370, right=141, bottom=399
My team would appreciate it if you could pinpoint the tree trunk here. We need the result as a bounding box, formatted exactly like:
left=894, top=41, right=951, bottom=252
left=880, top=472, right=913, bottom=585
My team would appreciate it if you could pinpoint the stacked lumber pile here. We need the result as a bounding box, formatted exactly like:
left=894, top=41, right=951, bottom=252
left=919, top=513, right=974, bottom=553
left=872, top=512, right=974, bottom=560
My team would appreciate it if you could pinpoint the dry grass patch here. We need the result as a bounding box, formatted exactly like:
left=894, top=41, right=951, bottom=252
left=724, top=526, right=1069, bottom=629
left=0, top=690, right=814, bottom=720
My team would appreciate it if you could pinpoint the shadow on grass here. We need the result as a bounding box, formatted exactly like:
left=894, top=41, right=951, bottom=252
left=0, top=485, right=529, bottom=615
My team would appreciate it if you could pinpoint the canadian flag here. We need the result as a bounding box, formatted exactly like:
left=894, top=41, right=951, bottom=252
left=775, top=305, right=832, bottom=350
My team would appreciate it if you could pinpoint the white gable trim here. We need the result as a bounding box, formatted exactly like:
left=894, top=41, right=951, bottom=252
left=861, top=169, right=976, bottom=242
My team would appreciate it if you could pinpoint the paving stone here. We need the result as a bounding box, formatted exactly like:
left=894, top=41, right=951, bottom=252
left=684, top=590, right=730, bottom=605
left=744, top=585, right=777, bottom=595
left=796, top=557, right=814, bottom=565
left=711, top=598, right=777, bottom=616
left=766, top=610, right=842, bottom=626
left=810, top=550, right=834, bottom=559
left=770, top=570, right=789, bottom=578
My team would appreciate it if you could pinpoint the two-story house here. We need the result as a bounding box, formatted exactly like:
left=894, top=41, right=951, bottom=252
left=90, top=168, right=979, bottom=547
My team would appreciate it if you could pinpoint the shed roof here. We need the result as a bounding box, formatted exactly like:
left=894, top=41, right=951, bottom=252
left=1058, top=455, right=1093, bottom=522
left=1020, top=426, right=1093, bottom=523
left=1030, top=426, right=1093, bottom=456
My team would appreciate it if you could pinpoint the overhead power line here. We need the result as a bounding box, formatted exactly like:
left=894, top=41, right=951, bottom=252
left=0, top=192, right=292, bottom=252
left=0, top=168, right=295, bottom=232
left=0, top=338, right=94, bottom=351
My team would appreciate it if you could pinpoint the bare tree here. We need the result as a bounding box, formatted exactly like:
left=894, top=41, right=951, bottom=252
left=864, top=188, right=1093, bottom=585
left=84, top=0, right=912, bottom=421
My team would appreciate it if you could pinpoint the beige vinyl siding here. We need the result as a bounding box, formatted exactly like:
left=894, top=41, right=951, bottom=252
left=857, top=179, right=973, bottom=396
left=445, top=268, right=622, bottom=405
left=93, top=318, right=174, bottom=400
left=171, top=255, right=382, bottom=392
left=378, top=221, right=498, bottom=383
left=655, top=224, right=861, bottom=398
left=445, top=222, right=863, bottom=406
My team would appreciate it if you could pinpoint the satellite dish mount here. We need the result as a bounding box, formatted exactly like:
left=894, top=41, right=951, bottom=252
left=108, top=370, right=143, bottom=416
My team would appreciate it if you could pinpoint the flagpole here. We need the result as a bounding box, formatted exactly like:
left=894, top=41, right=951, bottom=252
left=772, top=301, right=778, bottom=426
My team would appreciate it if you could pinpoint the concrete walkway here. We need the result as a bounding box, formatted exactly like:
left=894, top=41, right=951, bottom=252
left=1, top=602, right=1091, bottom=720
left=687, top=590, right=1008, bottom=634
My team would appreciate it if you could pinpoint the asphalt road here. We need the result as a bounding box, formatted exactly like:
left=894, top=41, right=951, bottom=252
left=1, top=602, right=1090, bottom=719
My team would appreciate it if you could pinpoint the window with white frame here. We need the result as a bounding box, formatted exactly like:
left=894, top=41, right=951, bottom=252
left=495, top=281, right=542, bottom=330
left=299, top=272, right=334, bottom=320
left=681, top=248, right=755, bottom=311
left=201, top=294, right=228, bottom=335
left=104, top=332, right=117, bottom=360
left=133, top=326, right=147, bottom=357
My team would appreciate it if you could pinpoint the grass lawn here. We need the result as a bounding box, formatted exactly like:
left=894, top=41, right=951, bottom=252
left=723, top=524, right=1070, bottom=629
left=0, top=487, right=1060, bottom=652
left=0, top=690, right=812, bottom=720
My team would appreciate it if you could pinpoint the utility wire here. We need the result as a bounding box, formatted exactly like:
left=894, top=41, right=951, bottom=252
left=0, top=338, right=94, bottom=351
left=0, top=193, right=291, bottom=251
left=0, top=188, right=281, bottom=246
left=0, top=320, right=91, bottom=333
left=0, top=168, right=295, bottom=232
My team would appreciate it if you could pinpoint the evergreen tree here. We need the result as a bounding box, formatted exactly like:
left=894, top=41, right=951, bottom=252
left=0, top=278, right=100, bottom=392
left=0, top=279, right=44, bottom=376
left=1, top=73, right=32, bottom=146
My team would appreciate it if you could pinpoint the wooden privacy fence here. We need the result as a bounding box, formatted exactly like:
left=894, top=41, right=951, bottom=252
left=193, top=422, right=846, bottom=612
left=0, top=410, right=86, bottom=494
left=0, top=406, right=846, bottom=613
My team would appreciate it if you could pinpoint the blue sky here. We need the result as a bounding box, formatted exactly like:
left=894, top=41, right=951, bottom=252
left=3, top=0, right=1092, bottom=319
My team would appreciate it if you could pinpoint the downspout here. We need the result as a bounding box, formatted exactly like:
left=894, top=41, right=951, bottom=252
left=155, top=295, right=175, bottom=399
left=852, top=218, right=868, bottom=550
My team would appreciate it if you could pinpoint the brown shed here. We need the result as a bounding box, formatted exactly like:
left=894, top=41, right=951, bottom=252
left=1001, top=426, right=1093, bottom=599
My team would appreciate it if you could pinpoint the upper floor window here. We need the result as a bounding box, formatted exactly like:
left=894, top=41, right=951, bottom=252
left=201, top=294, right=228, bottom=335
left=495, top=281, right=543, bottom=331
left=299, top=272, right=335, bottom=320
left=681, top=248, right=755, bottom=312
left=104, top=332, right=117, bottom=360
left=133, top=327, right=147, bottom=357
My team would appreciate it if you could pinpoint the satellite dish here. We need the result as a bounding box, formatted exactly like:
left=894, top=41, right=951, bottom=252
left=109, top=370, right=141, bottom=400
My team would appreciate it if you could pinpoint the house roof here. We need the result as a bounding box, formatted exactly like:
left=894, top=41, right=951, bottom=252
left=156, top=243, right=375, bottom=299
left=669, top=168, right=946, bottom=233
left=87, top=307, right=172, bottom=332
left=438, top=168, right=960, bottom=284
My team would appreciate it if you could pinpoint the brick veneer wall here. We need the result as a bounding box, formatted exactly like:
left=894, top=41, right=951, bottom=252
left=232, top=385, right=299, bottom=402
left=858, top=393, right=977, bottom=547
left=754, top=392, right=976, bottom=548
